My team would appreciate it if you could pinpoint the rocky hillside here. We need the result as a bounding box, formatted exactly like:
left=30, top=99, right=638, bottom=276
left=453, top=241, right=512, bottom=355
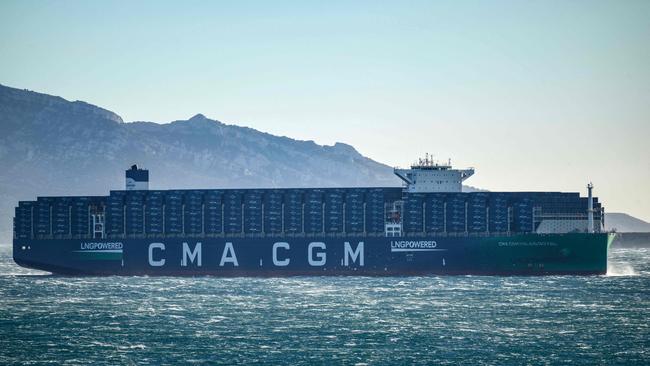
left=0, top=84, right=398, bottom=242
left=605, top=213, right=650, bottom=233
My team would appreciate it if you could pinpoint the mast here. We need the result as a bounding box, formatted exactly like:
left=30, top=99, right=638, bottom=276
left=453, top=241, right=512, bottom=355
left=587, top=182, right=594, bottom=233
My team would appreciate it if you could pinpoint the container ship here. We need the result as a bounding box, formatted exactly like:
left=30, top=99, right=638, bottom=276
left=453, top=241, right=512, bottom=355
left=13, top=157, right=614, bottom=276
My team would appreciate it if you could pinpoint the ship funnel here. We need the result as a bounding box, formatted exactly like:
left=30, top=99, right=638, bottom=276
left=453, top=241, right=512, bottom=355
left=126, top=165, right=149, bottom=191
left=587, top=182, right=594, bottom=233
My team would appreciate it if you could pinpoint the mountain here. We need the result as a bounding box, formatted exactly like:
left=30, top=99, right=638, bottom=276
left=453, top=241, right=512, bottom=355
left=605, top=213, right=650, bottom=232
left=0, top=84, right=399, bottom=243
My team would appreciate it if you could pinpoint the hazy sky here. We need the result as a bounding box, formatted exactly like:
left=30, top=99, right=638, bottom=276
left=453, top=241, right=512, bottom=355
left=1, top=0, right=649, bottom=221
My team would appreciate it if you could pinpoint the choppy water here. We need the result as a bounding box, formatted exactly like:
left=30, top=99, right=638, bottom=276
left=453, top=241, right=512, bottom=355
left=1, top=245, right=648, bottom=365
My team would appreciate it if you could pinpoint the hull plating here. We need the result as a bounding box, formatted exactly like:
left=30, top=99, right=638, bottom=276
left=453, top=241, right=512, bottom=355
left=13, top=233, right=612, bottom=276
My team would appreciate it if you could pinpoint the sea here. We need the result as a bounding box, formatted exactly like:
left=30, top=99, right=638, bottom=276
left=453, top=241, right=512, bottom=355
left=1, top=245, right=648, bottom=365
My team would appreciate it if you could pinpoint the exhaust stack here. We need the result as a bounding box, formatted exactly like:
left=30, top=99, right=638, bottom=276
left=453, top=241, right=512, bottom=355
left=126, top=164, right=149, bottom=191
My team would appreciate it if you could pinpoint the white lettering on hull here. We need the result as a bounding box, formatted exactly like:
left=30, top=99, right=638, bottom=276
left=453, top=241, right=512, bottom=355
left=273, top=242, right=290, bottom=266
left=344, top=241, right=364, bottom=266
left=220, top=242, right=239, bottom=267
left=148, top=242, right=165, bottom=267
left=80, top=242, right=123, bottom=250
left=308, top=242, right=326, bottom=266
left=390, top=240, right=446, bottom=252
left=182, top=242, right=202, bottom=267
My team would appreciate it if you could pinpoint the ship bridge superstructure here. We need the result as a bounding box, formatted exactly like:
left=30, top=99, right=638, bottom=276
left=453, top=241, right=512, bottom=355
left=394, top=155, right=474, bottom=193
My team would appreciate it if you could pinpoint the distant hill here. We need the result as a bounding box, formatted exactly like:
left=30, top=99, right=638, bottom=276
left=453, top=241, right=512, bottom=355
left=605, top=213, right=650, bottom=233
left=0, top=84, right=399, bottom=243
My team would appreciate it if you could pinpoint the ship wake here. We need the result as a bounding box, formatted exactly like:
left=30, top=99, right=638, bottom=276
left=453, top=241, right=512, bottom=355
left=606, top=262, right=637, bottom=276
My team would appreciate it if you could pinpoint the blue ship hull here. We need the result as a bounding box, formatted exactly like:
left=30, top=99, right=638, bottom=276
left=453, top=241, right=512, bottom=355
left=13, top=233, right=612, bottom=276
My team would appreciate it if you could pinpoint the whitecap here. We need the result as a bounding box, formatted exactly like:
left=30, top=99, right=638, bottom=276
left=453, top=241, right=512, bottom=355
left=607, top=262, right=637, bottom=276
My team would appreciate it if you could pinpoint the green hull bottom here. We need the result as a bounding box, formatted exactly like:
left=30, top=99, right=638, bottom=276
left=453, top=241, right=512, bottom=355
left=464, top=232, right=614, bottom=275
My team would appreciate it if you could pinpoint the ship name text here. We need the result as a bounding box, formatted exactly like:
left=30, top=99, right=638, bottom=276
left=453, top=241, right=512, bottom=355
left=147, top=241, right=365, bottom=268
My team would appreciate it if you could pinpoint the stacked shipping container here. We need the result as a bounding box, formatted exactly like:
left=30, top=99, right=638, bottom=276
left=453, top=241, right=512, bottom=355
left=325, top=190, right=344, bottom=233
left=403, top=193, right=425, bottom=234
left=468, top=193, right=488, bottom=233
left=184, top=190, right=203, bottom=235
left=145, top=191, right=164, bottom=235
left=264, top=190, right=283, bottom=234
left=365, top=189, right=385, bottom=234
left=125, top=191, right=145, bottom=236
left=204, top=190, right=223, bottom=235
left=488, top=193, right=509, bottom=233
left=165, top=190, right=183, bottom=235
left=284, top=190, right=303, bottom=233
left=244, top=190, right=263, bottom=234
left=224, top=191, right=242, bottom=234
left=424, top=194, right=445, bottom=233
left=14, top=189, right=604, bottom=240
left=345, top=189, right=365, bottom=234
left=304, top=190, right=324, bottom=234
left=446, top=193, right=467, bottom=233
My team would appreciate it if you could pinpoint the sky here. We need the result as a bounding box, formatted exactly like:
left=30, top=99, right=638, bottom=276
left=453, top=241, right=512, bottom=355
left=1, top=0, right=649, bottom=221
